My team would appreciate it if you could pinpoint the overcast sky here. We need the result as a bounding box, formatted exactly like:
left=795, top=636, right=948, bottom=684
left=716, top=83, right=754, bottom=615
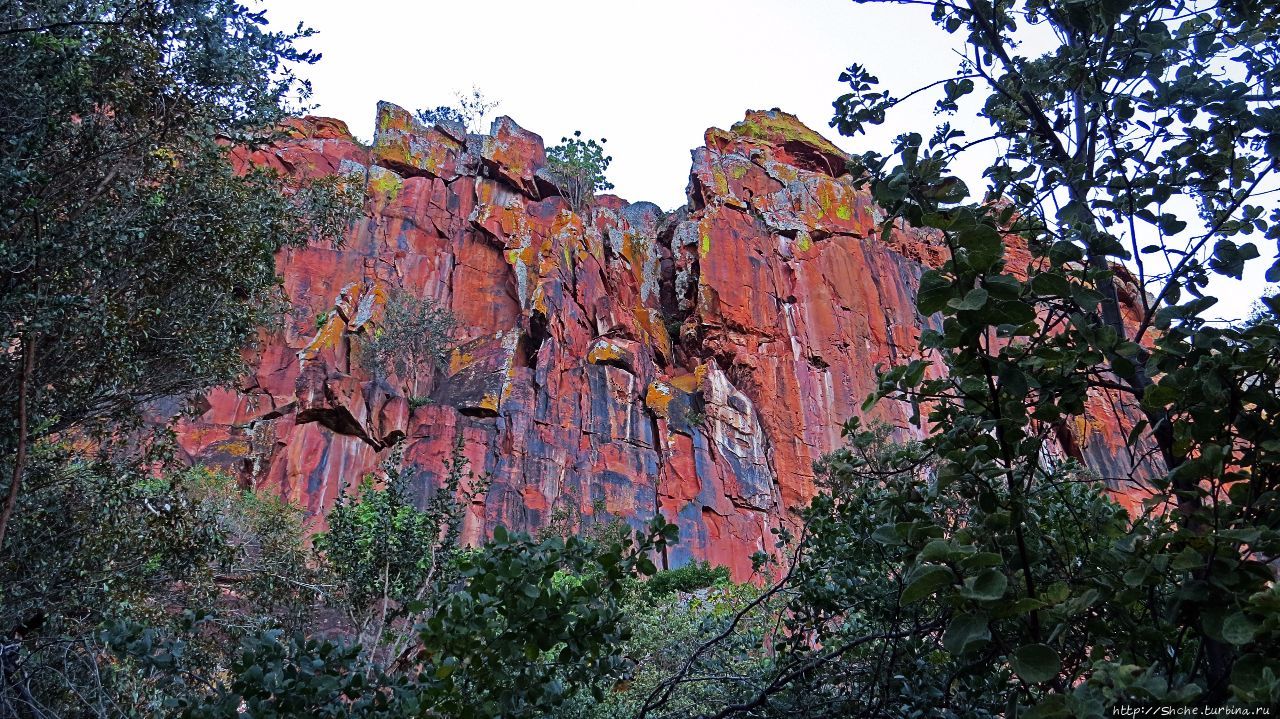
left=263, top=0, right=1270, bottom=320
left=263, top=0, right=966, bottom=210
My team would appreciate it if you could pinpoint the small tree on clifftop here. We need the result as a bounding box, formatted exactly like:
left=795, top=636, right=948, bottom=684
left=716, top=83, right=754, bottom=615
left=547, top=131, right=615, bottom=211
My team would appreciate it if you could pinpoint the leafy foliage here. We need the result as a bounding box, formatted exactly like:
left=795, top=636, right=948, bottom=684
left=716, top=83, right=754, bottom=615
left=361, top=289, right=455, bottom=401
left=122, top=518, right=678, bottom=719
left=635, top=0, right=1280, bottom=715
left=546, top=131, right=614, bottom=211
left=561, top=579, right=775, bottom=719
left=316, top=437, right=475, bottom=669
left=642, top=561, right=731, bottom=598
left=0, top=444, right=318, bottom=717
left=536, top=488, right=633, bottom=551
left=0, top=0, right=361, bottom=547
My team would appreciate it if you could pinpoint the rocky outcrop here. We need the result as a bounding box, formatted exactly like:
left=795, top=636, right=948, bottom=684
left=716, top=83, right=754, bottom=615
left=174, top=104, right=1154, bottom=578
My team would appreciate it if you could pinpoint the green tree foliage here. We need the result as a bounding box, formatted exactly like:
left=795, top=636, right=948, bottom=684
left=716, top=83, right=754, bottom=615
left=362, top=289, right=455, bottom=402
left=824, top=0, right=1280, bottom=706
left=546, top=131, right=614, bottom=211
left=641, top=561, right=731, bottom=599
left=0, top=446, right=318, bottom=717
left=560, top=578, right=774, bottom=719
left=536, top=487, right=633, bottom=551
left=316, top=438, right=476, bottom=669
left=0, top=0, right=361, bottom=547
left=114, top=518, right=678, bottom=719
left=634, top=0, right=1280, bottom=715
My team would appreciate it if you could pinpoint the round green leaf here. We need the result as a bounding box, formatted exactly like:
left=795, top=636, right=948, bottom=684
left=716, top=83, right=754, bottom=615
left=901, top=564, right=955, bottom=604
left=960, top=568, right=1008, bottom=601
left=1012, top=644, right=1061, bottom=684
left=942, top=612, right=990, bottom=654
left=1222, top=613, right=1259, bottom=646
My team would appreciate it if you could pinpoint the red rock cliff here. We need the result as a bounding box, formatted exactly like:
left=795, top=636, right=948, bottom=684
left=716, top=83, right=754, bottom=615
left=174, top=104, right=1151, bottom=578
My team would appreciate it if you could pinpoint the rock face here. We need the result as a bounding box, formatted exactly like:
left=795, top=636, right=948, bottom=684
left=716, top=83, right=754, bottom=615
left=174, top=104, right=1152, bottom=578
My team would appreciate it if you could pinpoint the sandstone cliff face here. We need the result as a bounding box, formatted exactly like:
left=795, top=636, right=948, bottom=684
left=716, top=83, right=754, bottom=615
left=175, top=104, right=1150, bottom=577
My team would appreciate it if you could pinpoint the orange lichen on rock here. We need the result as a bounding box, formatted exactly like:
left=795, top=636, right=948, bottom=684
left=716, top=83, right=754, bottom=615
left=173, top=105, right=1156, bottom=579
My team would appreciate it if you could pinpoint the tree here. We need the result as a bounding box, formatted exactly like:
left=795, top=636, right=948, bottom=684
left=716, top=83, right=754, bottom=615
left=637, top=0, right=1280, bottom=714
left=0, top=449, right=320, bottom=718
left=116, top=517, right=679, bottom=719
left=361, top=289, right=455, bottom=403
left=817, top=0, right=1278, bottom=710
left=316, top=437, right=476, bottom=671
left=0, top=1, right=361, bottom=549
left=546, top=131, right=615, bottom=211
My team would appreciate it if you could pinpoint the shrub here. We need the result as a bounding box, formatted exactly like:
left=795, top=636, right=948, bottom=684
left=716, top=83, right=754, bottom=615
left=546, top=131, right=614, bottom=211
left=643, top=560, right=730, bottom=597
left=362, top=289, right=455, bottom=399
left=415, top=86, right=500, bottom=134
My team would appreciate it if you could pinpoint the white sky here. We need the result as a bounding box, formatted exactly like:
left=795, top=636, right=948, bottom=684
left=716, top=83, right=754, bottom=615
left=263, top=0, right=960, bottom=210
left=263, top=0, right=1270, bottom=321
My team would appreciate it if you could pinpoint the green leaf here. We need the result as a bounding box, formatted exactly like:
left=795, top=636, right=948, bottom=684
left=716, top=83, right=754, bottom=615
left=1030, top=272, right=1071, bottom=297
left=942, top=612, right=990, bottom=654
left=1025, top=694, right=1071, bottom=719
left=917, top=270, right=953, bottom=314
left=919, top=539, right=953, bottom=561
left=1171, top=547, right=1203, bottom=571
left=1012, top=644, right=1061, bottom=684
left=949, top=287, right=989, bottom=311
left=987, top=299, right=1037, bottom=327
left=960, top=552, right=1004, bottom=571
left=1222, top=613, right=1259, bottom=645
left=960, top=568, right=1008, bottom=601
left=872, top=524, right=903, bottom=545
left=901, top=564, right=955, bottom=604
left=958, top=224, right=1003, bottom=270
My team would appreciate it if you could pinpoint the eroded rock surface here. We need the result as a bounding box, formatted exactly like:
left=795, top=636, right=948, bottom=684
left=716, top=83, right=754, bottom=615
left=174, top=105, right=1153, bottom=577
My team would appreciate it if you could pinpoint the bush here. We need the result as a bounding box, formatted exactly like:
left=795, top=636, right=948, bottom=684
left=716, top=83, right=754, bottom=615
left=546, top=131, right=614, bottom=211
left=643, top=560, right=730, bottom=598
left=362, top=289, right=455, bottom=399
left=415, top=86, right=500, bottom=134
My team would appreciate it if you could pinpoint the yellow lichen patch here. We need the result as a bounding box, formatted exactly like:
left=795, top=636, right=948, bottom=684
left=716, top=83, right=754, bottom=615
left=693, top=363, right=710, bottom=389
left=300, top=314, right=345, bottom=363
left=767, top=161, right=799, bottom=183
left=669, top=372, right=699, bottom=393
left=729, top=163, right=749, bottom=180
left=731, top=110, right=846, bottom=161
left=449, top=349, right=476, bottom=375
left=1072, top=415, right=1091, bottom=448
left=836, top=204, right=852, bottom=221
left=645, top=381, right=674, bottom=417
left=368, top=169, right=402, bottom=202
left=479, top=392, right=499, bottom=413
left=218, top=440, right=252, bottom=458
left=796, top=232, right=813, bottom=252
left=587, top=341, right=624, bottom=365
left=632, top=306, right=672, bottom=360
left=712, top=165, right=730, bottom=196
left=699, top=233, right=711, bottom=257
left=816, top=180, right=839, bottom=219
